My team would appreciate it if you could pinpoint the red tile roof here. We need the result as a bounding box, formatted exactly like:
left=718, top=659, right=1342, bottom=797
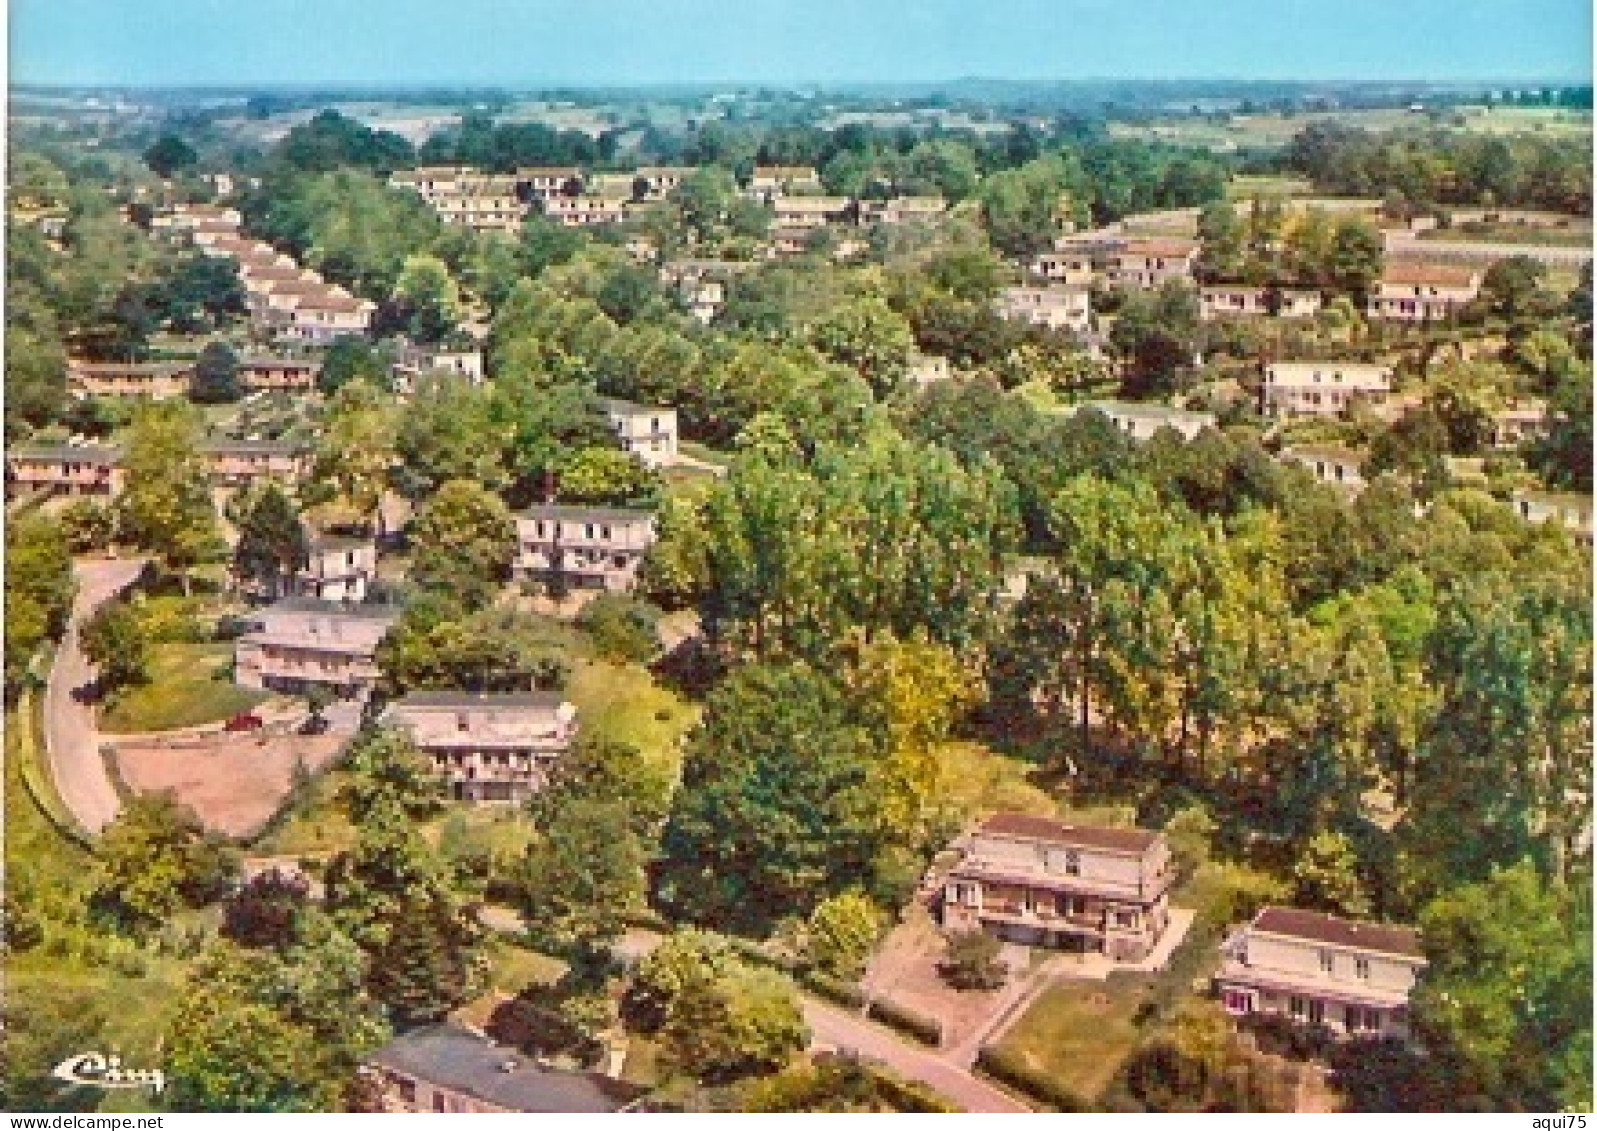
left=978, top=812, right=1163, bottom=854
left=1381, top=262, right=1479, bottom=287
left=1252, top=907, right=1423, bottom=958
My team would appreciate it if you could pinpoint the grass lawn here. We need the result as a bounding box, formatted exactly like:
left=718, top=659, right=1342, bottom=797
left=487, top=938, right=569, bottom=995
left=100, top=641, right=271, bottom=733
left=249, top=767, right=358, bottom=857
left=677, top=440, right=733, bottom=467
left=1419, top=222, right=1593, bottom=247
left=991, top=975, right=1148, bottom=1103
left=565, top=659, right=698, bottom=780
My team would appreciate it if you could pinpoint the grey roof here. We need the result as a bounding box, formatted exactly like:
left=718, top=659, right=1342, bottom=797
left=980, top=812, right=1164, bottom=855
left=366, top=1024, right=639, bottom=1113
left=202, top=439, right=308, bottom=455
left=310, top=534, right=373, bottom=551
left=393, top=690, right=567, bottom=710
left=1252, top=907, right=1423, bottom=959
left=257, top=597, right=401, bottom=620
left=1081, top=400, right=1215, bottom=425
left=520, top=503, right=655, bottom=524
left=8, top=445, right=122, bottom=464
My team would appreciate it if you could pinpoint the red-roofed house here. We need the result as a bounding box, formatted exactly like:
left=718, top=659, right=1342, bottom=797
left=942, top=813, right=1174, bottom=960
left=1366, top=263, right=1481, bottom=321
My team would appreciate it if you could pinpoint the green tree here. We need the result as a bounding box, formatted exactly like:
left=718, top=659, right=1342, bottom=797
left=394, top=378, right=507, bottom=497
left=407, top=479, right=516, bottom=608
left=318, top=336, right=387, bottom=395
left=80, top=599, right=151, bottom=694
left=574, top=592, right=661, bottom=663
left=309, top=379, right=398, bottom=532
left=231, top=483, right=309, bottom=599
left=1290, top=829, right=1371, bottom=918
left=166, top=993, right=331, bottom=1112
left=663, top=962, right=808, bottom=1085
left=806, top=295, right=915, bottom=399
left=622, top=927, right=736, bottom=1033
left=556, top=447, right=658, bottom=506
left=1412, top=863, right=1592, bottom=1110
left=519, top=799, right=646, bottom=955
left=390, top=254, right=463, bottom=343
left=143, top=133, right=198, bottom=179
left=94, top=793, right=239, bottom=933
left=116, top=400, right=223, bottom=593
left=58, top=497, right=116, bottom=554
left=189, top=342, right=241, bottom=404
left=804, top=890, right=882, bottom=979
left=529, top=732, right=672, bottom=839
left=4, top=513, right=75, bottom=698
left=940, top=929, right=1008, bottom=991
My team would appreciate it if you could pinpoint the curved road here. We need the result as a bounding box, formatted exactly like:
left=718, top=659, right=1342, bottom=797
left=44, top=557, right=146, bottom=834
left=803, top=998, right=1030, bottom=1113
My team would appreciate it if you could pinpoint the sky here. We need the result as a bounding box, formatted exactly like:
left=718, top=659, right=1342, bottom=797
left=9, top=0, right=1593, bottom=87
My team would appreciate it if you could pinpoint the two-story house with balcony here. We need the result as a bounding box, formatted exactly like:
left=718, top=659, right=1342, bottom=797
left=238, top=356, right=321, bottom=394
left=515, top=166, right=584, bottom=201
left=540, top=195, right=631, bottom=227
left=1200, top=285, right=1324, bottom=320
left=1262, top=361, right=1392, bottom=419
left=200, top=440, right=312, bottom=488
left=285, top=289, right=376, bottom=344
left=1104, top=239, right=1199, bottom=289
left=941, top=813, right=1174, bottom=961
left=297, top=534, right=378, bottom=603
left=383, top=691, right=579, bottom=804
left=234, top=598, right=398, bottom=700
left=600, top=397, right=678, bottom=468
left=770, top=196, right=853, bottom=230
left=996, top=286, right=1092, bottom=333
left=1217, top=906, right=1427, bottom=1041
left=749, top=165, right=822, bottom=196
left=67, top=360, right=195, bottom=400
left=391, top=341, right=486, bottom=393
left=5, top=445, right=125, bottom=499
left=858, top=196, right=947, bottom=226
left=1366, top=263, right=1481, bottom=322
left=1030, top=250, right=1096, bottom=286
left=514, top=504, right=658, bottom=593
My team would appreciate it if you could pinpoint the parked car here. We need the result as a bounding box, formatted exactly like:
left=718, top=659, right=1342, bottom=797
left=224, top=712, right=264, bottom=732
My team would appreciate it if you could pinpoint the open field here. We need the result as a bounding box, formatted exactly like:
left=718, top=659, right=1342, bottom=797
left=114, top=726, right=348, bottom=838
left=1111, top=105, right=1591, bottom=151
left=988, top=974, right=1147, bottom=1102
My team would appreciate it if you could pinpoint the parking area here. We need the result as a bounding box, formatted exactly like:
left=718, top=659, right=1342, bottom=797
left=112, top=728, right=348, bottom=838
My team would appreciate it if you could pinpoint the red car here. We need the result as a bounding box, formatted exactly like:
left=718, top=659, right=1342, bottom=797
left=224, top=712, right=264, bottom=732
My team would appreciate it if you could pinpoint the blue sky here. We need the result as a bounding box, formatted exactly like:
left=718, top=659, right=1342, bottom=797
left=11, top=0, right=1592, bottom=86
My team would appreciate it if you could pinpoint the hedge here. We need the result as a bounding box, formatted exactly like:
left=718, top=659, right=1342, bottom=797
left=866, top=997, right=943, bottom=1047
left=974, top=1046, right=1090, bottom=1112
left=723, top=934, right=801, bottom=975
left=799, top=970, right=867, bottom=1010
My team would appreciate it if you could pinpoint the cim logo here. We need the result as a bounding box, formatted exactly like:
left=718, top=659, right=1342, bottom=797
left=51, top=1052, right=165, bottom=1095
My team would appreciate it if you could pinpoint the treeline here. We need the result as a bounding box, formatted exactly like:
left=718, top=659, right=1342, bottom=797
left=1283, top=122, right=1593, bottom=215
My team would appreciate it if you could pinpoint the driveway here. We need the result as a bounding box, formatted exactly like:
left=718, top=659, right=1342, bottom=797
left=44, top=557, right=146, bottom=834
left=803, top=997, right=1031, bottom=1113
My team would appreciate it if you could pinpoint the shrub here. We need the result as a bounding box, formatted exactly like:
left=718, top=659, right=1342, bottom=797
left=799, top=970, right=867, bottom=1010
left=976, top=1045, right=1090, bottom=1111
left=575, top=593, right=661, bottom=663
left=866, top=997, right=942, bottom=1047
left=939, top=929, right=1008, bottom=990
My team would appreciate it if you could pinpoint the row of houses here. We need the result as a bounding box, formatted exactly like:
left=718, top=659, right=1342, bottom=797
left=6, top=440, right=310, bottom=497
left=942, top=813, right=1427, bottom=1041
left=1030, top=235, right=1483, bottom=322
left=66, top=356, right=323, bottom=400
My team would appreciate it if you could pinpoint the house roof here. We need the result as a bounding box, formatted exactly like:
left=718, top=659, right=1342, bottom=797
left=70, top=360, right=192, bottom=376
left=977, top=812, right=1164, bottom=855
left=393, top=690, right=568, bottom=710
left=1081, top=400, right=1216, bottom=426
left=8, top=445, right=122, bottom=464
left=366, top=1024, right=637, bottom=1113
left=1118, top=238, right=1198, bottom=259
left=519, top=503, right=655, bottom=524
left=1251, top=907, right=1423, bottom=959
left=257, top=596, right=400, bottom=620
left=1380, top=262, right=1479, bottom=287
left=241, top=356, right=321, bottom=371
left=202, top=439, right=307, bottom=456
left=1283, top=443, right=1366, bottom=465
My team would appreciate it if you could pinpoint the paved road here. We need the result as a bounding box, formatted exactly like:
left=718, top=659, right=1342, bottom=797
left=44, top=557, right=146, bottom=834
left=802, top=997, right=1030, bottom=1113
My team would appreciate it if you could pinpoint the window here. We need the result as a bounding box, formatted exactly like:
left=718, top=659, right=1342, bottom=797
left=1064, top=850, right=1081, bottom=876
left=431, top=1090, right=447, bottom=1113
left=1289, top=996, right=1306, bottom=1019
left=1318, top=949, right=1335, bottom=975
left=396, top=1077, right=417, bottom=1105
left=1222, top=990, right=1254, bottom=1015
left=1346, top=1006, right=1379, bottom=1033
left=1307, top=999, right=1325, bottom=1025
left=1355, top=957, right=1371, bottom=980
left=1115, top=911, right=1136, bottom=929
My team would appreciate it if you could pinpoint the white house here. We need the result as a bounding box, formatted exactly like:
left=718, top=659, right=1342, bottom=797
left=1262, top=361, right=1392, bottom=419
